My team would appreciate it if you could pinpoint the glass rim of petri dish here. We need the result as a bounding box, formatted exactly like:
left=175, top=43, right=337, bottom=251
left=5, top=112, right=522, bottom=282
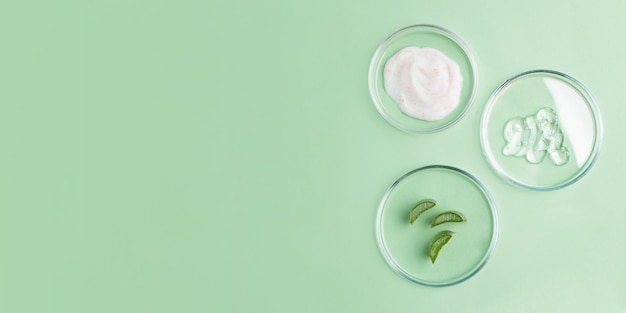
left=375, top=165, right=499, bottom=287
left=368, top=24, right=478, bottom=133
left=480, top=69, right=604, bottom=191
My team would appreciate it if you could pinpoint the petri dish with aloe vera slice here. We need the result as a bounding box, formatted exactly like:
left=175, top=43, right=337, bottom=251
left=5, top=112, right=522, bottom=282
left=376, top=165, right=498, bottom=287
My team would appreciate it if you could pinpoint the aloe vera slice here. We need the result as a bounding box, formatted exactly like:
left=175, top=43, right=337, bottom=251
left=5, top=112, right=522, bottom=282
left=431, top=211, right=467, bottom=227
left=408, top=199, right=437, bottom=225
left=429, top=230, right=454, bottom=264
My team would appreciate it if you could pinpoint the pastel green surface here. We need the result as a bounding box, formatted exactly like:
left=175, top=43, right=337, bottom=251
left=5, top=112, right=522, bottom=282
left=0, top=0, right=624, bottom=312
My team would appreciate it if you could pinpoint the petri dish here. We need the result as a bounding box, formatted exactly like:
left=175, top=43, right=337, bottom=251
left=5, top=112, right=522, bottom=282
left=368, top=24, right=478, bottom=133
left=376, top=165, right=498, bottom=287
left=480, top=70, right=603, bottom=191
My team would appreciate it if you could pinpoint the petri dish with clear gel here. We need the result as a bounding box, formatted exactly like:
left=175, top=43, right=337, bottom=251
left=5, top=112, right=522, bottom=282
left=368, top=24, right=478, bottom=133
left=376, top=165, right=498, bottom=287
left=480, top=70, right=603, bottom=191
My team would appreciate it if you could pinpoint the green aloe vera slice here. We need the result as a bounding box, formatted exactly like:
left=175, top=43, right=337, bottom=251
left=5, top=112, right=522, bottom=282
left=408, top=199, right=437, bottom=225
left=429, top=230, right=454, bottom=264
left=431, top=211, right=467, bottom=227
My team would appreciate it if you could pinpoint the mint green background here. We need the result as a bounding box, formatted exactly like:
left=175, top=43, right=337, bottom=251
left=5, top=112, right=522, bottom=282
left=1, top=0, right=624, bottom=312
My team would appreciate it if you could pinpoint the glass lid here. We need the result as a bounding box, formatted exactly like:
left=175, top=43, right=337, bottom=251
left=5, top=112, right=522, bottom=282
left=480, top=70, right=603, bottom=191
left=376, top=165, right=498, bottom=287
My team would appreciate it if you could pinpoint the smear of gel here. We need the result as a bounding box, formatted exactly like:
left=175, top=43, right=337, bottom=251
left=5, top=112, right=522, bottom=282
left=503, top=108, right=570, bottom=166
left=383, top=47, right=462, bottom=121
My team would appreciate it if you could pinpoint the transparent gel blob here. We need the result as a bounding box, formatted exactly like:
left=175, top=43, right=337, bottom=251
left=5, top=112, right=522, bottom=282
left=502, top=107, right=569, bottom=166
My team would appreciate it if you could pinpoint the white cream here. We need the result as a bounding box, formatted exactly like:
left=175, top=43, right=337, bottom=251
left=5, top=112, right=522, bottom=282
left=383, top=47, right=462, bottom=121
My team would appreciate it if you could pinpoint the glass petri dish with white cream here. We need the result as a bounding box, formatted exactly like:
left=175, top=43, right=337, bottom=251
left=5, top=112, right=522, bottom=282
left=369, top=24, right=478, bottom=133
